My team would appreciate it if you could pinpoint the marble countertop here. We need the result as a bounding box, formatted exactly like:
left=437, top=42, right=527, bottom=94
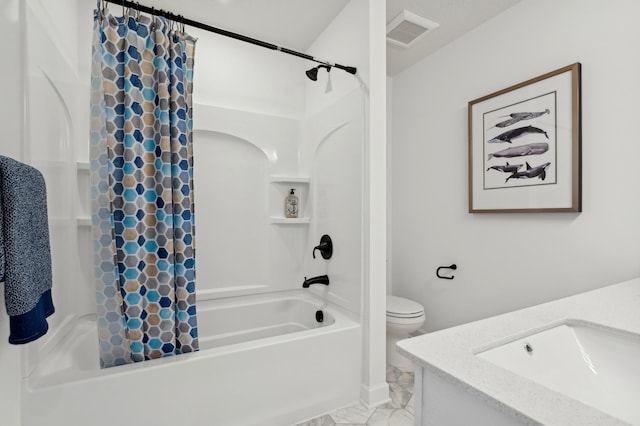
left=397, top=277, right=640, bottom=426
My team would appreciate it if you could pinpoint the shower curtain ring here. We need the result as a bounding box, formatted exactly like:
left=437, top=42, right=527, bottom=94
left=150, top=6, right=155, bottom=25
left=97, top=0, right=106, bottom=18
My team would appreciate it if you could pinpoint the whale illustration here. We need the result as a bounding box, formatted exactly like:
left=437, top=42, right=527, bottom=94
left=487, top=142, right=549, bottom=161
left=488, top=125, right=549, bottom=143
left=505, top=161, right=551, bottom=183
left=486, top=162, right=523, bottom=173
left=495, top=109, right=550, bottom=128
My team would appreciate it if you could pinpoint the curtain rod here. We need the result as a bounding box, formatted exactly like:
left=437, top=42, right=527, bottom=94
left=102, top=0, right=357, bottom=76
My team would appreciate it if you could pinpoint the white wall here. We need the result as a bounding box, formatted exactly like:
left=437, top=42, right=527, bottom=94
left=391, top=0, right=640, bottom=332
left=386, top=76, right=393, bottom=295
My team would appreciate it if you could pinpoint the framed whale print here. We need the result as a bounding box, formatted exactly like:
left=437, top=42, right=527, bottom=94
left=468, top=63, right=581, bottom=213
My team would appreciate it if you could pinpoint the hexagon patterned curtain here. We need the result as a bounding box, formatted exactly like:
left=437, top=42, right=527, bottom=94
left=89, top=5, right=199, bottom=368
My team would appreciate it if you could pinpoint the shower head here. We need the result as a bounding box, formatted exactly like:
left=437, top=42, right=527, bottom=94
left=305, top=64, right=331, bottom=81
left=305, top=67, right=319, bottom=81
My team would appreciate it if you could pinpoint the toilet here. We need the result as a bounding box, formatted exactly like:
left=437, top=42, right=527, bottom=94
left=386, top=295, right=425, bottom=368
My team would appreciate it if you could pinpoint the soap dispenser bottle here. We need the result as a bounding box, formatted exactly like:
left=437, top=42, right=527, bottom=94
left=285, top=188, right=299, bottom=218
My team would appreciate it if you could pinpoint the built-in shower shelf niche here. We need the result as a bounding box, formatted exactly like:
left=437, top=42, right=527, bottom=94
left=76, top=161, right=90, bottom=172
left=269, top=176, right=310, bottom=184
left=269, top=175, right=310, bottom=225
left=269, top=216, right=310, bottom=224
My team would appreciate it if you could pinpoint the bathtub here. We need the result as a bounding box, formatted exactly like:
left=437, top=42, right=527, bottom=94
left=21, top=290, right=362, bottom=426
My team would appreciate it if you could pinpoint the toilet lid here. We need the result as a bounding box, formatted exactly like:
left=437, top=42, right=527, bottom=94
left=386, top=296, right=424, bottom=317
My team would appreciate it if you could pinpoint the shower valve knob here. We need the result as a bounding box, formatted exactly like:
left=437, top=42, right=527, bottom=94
left=312, top=235, right=333, bottom=259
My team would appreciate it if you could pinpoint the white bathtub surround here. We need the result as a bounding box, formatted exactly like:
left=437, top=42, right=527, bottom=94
left=297, top=365, right=415, bottom=426
left=398, top=278, right=640, bottom=425
left=22, top=290, right=361, bottom=426
left=9, top=1, right=391, bottom=424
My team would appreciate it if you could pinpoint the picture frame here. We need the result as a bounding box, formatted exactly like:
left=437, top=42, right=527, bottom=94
left=468, top=63, right=581, bottom=213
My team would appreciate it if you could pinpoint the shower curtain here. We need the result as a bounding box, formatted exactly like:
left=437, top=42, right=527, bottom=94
left=90, top=5, right=199, bottom=368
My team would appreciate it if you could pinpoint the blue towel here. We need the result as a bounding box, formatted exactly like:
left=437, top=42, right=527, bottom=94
left=0, top=180, right=4, bottom=282
left=0, top=156, right=54, bottom=344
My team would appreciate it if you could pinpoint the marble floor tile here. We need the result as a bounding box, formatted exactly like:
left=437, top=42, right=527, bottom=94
left=366, top=408, right=414, bottom=426
left=294, top=414, right=336, bottom=426
left=405, top=394, right=415, bottom=415
left=396, top=370, right=414, bottom=389
left=329, top=403, right=376, bottom=424
left=386, top=365, right=401, bottom=383
left=388, top=382, right=412, bottom=409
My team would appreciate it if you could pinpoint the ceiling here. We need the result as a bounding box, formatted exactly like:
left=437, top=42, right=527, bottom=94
left=386, top=0, right=522, bottom=75
left=140, top=0, right=350, bottom=52
left=140, top=0, right=521, bottom=76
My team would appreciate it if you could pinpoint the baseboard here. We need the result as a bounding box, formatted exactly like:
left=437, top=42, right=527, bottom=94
left=359, top=382, right=390, bottom=408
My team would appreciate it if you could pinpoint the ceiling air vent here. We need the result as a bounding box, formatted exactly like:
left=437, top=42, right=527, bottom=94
left=386, top=10, right=439, bottom=48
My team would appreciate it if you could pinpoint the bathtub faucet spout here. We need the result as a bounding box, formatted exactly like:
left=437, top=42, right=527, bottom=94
left=302, top=275, right=330, bottom=288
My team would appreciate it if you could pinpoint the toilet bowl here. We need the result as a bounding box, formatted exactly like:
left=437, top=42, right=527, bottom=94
left=386, top=295, right=425, bottom=368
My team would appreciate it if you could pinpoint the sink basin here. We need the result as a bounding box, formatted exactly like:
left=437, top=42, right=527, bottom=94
left=476, top=321, right=640, bottom=425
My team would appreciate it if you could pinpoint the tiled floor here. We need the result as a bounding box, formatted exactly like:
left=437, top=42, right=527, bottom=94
left=294, top=365, right=415, bottom=426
